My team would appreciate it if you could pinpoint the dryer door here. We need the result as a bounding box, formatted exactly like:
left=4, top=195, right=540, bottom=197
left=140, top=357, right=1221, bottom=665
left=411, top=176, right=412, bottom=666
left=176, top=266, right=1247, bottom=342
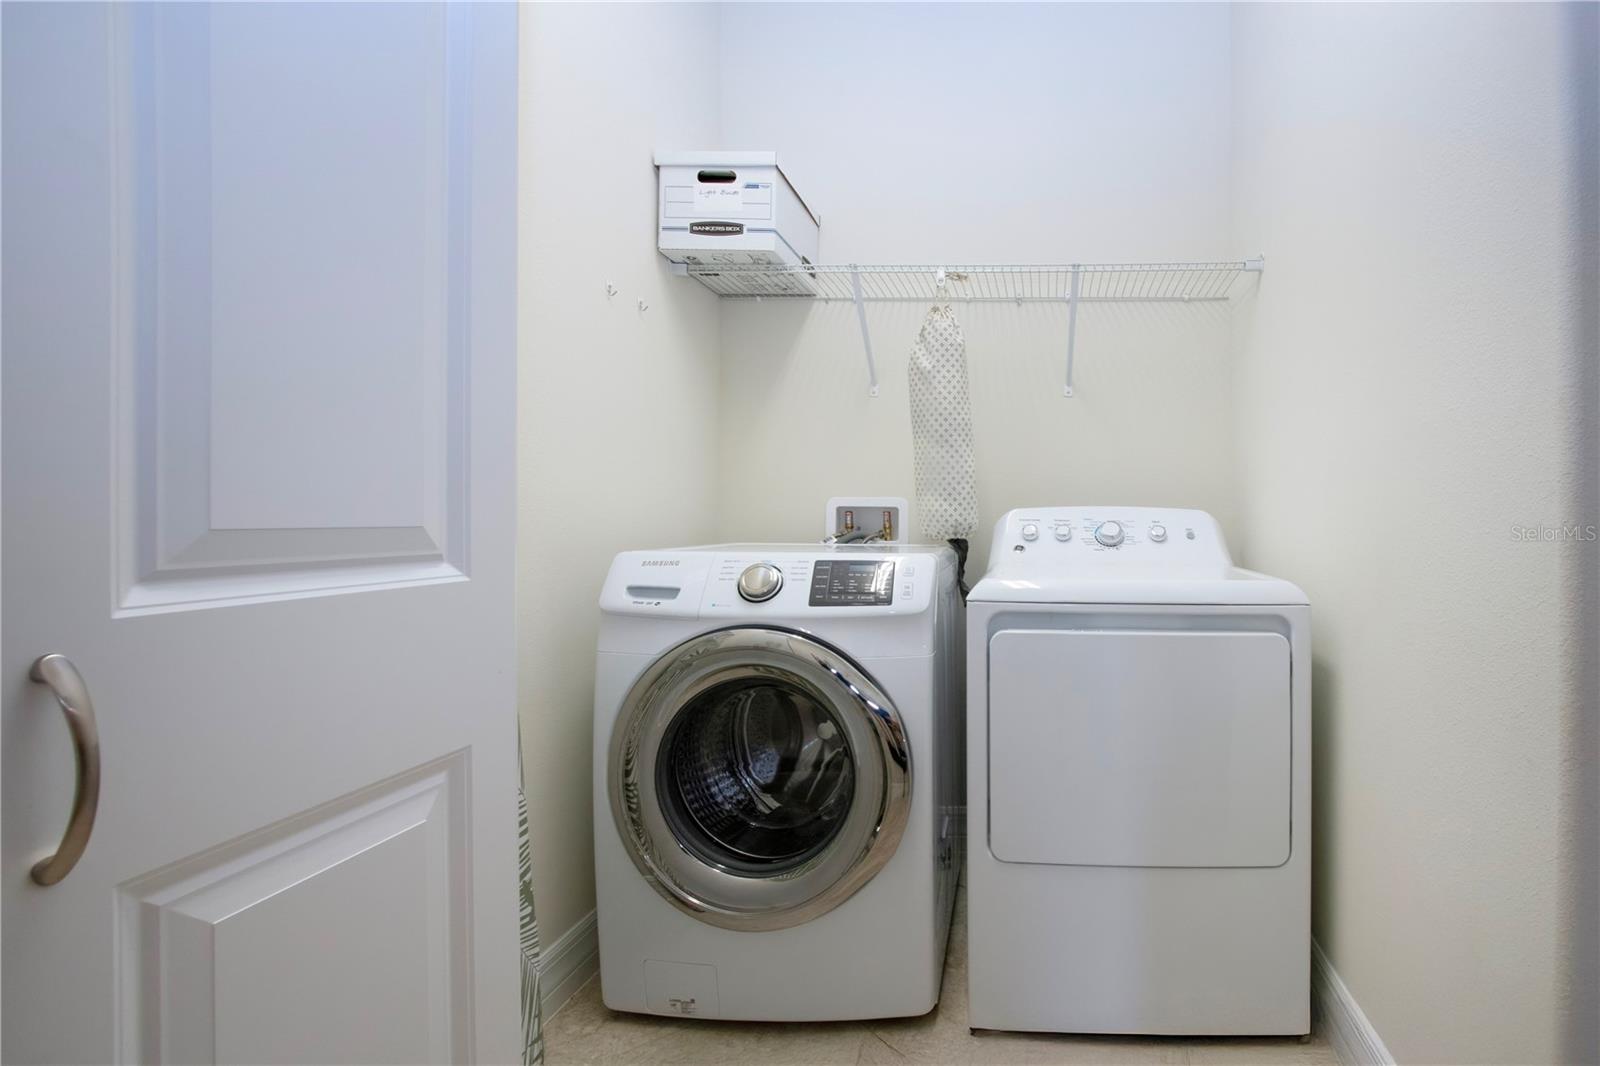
left=609, top=627, right=912, bottom=930
left=987, top=627, right=1291, bottom=868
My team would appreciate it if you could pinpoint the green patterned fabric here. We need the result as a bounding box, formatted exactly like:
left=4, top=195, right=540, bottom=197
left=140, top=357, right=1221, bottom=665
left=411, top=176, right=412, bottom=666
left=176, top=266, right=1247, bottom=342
left=518, top=727, right=545, bottom=1065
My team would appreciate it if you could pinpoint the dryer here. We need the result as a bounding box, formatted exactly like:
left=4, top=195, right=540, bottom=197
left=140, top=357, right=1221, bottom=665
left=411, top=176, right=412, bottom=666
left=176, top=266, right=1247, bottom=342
left=594, top=543, right=963, bottom=1021
left=967, top=507, right=1310, bottom=1036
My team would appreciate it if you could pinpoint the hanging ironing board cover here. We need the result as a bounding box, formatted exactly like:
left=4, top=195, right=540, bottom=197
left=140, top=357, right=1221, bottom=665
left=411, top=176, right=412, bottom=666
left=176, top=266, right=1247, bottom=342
left=908, top=305, right=978, bottom=541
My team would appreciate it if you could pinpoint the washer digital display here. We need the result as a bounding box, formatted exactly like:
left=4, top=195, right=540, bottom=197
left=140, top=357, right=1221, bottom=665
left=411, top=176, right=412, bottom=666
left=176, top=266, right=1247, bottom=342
left=809, top=560, right=895, bottom=606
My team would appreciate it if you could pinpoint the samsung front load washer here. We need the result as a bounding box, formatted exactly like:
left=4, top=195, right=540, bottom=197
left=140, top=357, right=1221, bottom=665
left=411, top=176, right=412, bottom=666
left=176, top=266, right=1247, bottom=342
left=594, top=543, right=963, bottom=1021
left=968, top=508, right=1310, bottom=1036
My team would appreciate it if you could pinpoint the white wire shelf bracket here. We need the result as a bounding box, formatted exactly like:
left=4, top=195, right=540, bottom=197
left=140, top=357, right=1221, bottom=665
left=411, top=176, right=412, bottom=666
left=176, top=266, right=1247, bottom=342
left=670, top=258, right=1264, bottom=396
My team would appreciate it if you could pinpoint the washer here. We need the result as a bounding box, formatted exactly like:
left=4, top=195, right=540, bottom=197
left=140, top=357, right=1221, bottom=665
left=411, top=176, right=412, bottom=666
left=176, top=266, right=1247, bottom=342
left=967, top=507, right=1310, bottom=1036
left=594, top=542, right=963, bottom=1021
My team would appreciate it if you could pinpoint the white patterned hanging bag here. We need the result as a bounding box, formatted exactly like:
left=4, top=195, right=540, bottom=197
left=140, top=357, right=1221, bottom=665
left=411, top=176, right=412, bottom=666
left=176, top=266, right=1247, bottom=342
left=907, top=304, right=978, bottom=543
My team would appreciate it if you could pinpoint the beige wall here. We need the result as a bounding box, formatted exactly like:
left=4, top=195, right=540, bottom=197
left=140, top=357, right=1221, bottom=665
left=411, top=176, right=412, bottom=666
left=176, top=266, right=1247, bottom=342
left=517, top=2, right=723, bottom=947
left=519, top=2, right=1247, bottom=950
left=713, top=3, right=1241, bottom=573
left=519, top=10, right=1599, bottom=1055
left=1230, top=4, right=1598, bottom=1062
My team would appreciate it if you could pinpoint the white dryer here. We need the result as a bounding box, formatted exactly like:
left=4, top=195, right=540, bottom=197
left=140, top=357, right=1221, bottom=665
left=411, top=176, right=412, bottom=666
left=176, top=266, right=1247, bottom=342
left=594, top=543, right=963, bottom=1021
left=967, top=507, right=1310, bottom=1036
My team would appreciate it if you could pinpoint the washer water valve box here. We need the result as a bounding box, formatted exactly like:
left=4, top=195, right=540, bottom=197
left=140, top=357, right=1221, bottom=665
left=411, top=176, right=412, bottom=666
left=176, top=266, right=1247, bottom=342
left=824, top=497, right=910, bottom=544
left=655, top=151, right=819, bottom=279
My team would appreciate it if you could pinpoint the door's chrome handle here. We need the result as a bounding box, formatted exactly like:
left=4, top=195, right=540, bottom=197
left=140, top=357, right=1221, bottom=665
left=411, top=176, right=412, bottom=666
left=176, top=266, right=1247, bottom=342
left=28, top=654, right=101, bottom=885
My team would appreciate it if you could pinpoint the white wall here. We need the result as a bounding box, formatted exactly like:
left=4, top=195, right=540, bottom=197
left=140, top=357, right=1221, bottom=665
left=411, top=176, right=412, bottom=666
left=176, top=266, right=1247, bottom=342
left=714, top=3, right=1241, bottom=573
left=1230, top=4, right=1598, bottom=1062
left=517, top=2, right=723, bottom=951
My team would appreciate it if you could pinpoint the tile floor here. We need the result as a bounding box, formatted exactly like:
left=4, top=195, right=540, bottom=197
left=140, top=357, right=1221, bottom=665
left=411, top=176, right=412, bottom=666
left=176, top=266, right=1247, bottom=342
left=544, top=889, right=1336, bottom=1065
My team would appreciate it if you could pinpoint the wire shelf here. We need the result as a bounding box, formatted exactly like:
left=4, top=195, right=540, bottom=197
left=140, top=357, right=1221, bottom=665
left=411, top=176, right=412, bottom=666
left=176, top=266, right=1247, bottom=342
left=680, top=259, right=1261, bottom=302
left=667, top=257, right=1263, bottom=398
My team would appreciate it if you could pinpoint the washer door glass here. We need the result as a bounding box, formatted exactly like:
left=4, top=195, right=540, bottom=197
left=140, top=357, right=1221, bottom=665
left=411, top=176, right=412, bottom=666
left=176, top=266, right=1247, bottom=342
left=610, top=627, right=911, bottom=931
left=660, top=677, right=856, bottom=874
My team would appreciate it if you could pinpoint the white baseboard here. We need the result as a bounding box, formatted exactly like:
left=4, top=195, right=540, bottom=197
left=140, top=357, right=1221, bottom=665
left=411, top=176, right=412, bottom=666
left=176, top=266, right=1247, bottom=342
left=537, top=910, right=599, bottom=1020
left=1313, top=939, right=1395, bottom=1066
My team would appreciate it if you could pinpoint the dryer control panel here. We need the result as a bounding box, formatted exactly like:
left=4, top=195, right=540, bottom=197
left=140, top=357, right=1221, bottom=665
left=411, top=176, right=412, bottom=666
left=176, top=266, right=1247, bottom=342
left=987, top=507, right=1233, bottom=578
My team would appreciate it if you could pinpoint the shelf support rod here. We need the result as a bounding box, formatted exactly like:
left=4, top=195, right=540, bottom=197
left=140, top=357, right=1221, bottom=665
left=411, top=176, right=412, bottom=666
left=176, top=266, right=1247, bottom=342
left=1063, top=264, right=1081, bottom=398
left=850, top=266, right=879, bottom=397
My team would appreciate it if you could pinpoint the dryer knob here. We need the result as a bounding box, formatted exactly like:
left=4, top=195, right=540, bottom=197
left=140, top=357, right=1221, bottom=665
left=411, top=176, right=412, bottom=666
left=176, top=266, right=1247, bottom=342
left=1020, top=523, right=1040, bottom=542
left=736, top=563, right=783, bottom=603
left=1094, top=521, right=1125, bottom=547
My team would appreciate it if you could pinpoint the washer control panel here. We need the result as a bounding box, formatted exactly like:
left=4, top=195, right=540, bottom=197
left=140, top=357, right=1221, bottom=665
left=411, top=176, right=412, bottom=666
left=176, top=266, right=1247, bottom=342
left=988, top=507, right=1233, bottom=575
left=701, top=548, right=936, bottom=617
left=599, top=546, right=942, bottom=619
left=808, top=559, right=896, bottom=606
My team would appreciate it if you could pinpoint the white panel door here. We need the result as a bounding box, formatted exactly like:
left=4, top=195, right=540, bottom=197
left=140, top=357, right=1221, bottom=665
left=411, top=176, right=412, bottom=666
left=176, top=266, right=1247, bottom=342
left=987, top=628, right=1291, bottom=868
left=2, top=4, right=520, bottom=1063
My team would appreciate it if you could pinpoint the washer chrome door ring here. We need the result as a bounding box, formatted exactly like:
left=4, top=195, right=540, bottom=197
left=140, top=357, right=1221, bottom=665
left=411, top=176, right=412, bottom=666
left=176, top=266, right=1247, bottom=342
left=609, top=626, right=912, bottom=931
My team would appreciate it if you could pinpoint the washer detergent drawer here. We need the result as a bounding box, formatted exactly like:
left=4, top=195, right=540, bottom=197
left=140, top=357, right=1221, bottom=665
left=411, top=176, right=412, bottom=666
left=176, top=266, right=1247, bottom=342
left=987, top=628, right=1291, bottom=868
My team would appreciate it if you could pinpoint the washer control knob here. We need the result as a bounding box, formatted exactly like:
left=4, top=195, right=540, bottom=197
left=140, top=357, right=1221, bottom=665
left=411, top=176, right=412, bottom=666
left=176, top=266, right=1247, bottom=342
left=1053, top=525, right=1073, bottom=541
left=1020, top=523, right=1040, bottom=542
left=1094, top=521, right=1125, bottom=548
left=1149, top=523, right=1168, bottom=543
left=736, top=563, right=783, bottom=603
